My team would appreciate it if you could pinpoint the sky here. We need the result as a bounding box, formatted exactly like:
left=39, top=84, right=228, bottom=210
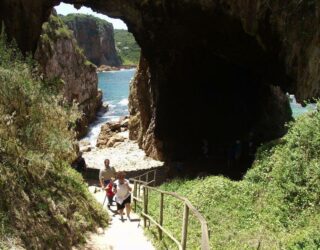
left=55, top=3, right=128, bottom=30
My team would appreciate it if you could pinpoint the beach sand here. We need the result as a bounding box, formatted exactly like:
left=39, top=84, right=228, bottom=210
left=81, top=131, right=164, bottom=172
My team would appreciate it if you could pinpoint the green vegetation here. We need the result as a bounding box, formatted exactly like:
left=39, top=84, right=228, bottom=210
left=61, top=13, right=113, bottom=33
left=0, top=34, right=108, bottom=249
left=60, top=13, right=140, bottom=66
left=145, top=109, right=320, bottom=249
left=39, top=14, right=94, bottom=68
left=42, top=14, right=72, bottom=42
left=114, top=29, right=140, bottom=65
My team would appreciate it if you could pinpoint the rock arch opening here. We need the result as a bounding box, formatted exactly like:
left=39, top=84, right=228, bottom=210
left=2, top=0, right=319, bottom=179
left=139, top=11, right=292, bottom=179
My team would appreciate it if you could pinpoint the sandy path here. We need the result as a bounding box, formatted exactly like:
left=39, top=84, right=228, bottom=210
left=76, top=186, right=155, bottom=250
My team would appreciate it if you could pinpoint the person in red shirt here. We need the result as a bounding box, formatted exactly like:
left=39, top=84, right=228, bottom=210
left=105, top=177, right=115, bottom=209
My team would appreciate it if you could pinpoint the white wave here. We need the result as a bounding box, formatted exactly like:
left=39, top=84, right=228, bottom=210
left=118, top=98, right=129, bottom=106
left=108, top=104, right=117, bottom=108
left=120, top=68, right=136, bottom=71
left=81, top=113, right=123, bottom=147
left=81, top=121, right=105, bottom=147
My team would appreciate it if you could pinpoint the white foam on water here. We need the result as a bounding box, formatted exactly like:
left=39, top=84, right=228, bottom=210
left=83, top=69, right=135, bottom=148
left=118, top=98, right=129, bottom=106
left=108, top=105, right=117, bottom=109
left=81, top=115, right=122, bottom=147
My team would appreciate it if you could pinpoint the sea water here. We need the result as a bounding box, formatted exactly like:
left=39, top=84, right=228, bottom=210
left=83, top=69, right=315, bottom=146
left=83, top=69, right=136, bottom=146
left=289, top=94, right=316, bottom=118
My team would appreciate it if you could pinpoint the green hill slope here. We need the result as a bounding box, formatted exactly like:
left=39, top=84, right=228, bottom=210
left=114, top=29, right=140, bottom=65
left=147, top=109, right=320, bottom=249
left=0, top=35, right=108, bottom=249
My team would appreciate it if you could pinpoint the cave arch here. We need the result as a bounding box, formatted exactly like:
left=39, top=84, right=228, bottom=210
left=1, top=0, right=319, bottom=178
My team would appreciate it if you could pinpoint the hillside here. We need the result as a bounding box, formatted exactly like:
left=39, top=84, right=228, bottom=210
left=146, top=109, right=320, bottom=249
left=0, top=34, right=108, bottom=249
left=114, top=29, right=140, bottom=65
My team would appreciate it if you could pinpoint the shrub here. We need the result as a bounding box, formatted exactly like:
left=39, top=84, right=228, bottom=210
left=146, top=107, right=320, bottom=249
left=0, top=33, right=108, bottom=249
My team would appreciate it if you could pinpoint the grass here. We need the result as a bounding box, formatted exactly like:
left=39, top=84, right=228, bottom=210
left=0, top=31, right=108, bottom=249
left=42, top=14, right=72, bottom=42
left=144, top=108, right=320, bottom=249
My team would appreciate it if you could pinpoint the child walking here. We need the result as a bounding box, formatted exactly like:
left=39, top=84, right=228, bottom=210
left=105, top=177, right=115, bottom=209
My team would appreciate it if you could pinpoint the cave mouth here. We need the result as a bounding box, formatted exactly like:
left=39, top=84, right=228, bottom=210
left=150, top=12, right=292, bottom=180
left=159, top=52, right=291, bottom=180
left=56, top=1, right=292, bottom=180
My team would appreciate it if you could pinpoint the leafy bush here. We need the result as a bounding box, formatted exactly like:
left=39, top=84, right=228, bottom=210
left=114, top=29, right=141, bottom=65
left=42, top=14, right=72, bottom=42
left=0, top=33, right=108, bottom=249
left=146, top=108, right=320, bottom=249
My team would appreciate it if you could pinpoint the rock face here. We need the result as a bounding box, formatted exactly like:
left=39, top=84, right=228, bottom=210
left=35, top=13, right=102, bottom=137
left=129, top=55, right=163, bottom=160
left=61, top=14, right=121, bottom=67
left=96, top=117, right=129, bottom=148
left=1, top=0, right=320, bottom=174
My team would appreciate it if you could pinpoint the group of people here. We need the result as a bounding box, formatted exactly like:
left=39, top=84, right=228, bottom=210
left=99, top=159, right=132, bottom=221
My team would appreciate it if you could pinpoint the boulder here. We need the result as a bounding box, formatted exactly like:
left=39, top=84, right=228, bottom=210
left=120, top=118, right=129, bottom=128
left=79, top=140, right=90, bottom=147
left=80, top=145, right=92, bottom=152
left=108, top=122, right=122, bottom=131
left=99, top=101, right=109, bottom=113
left=106, top=135, right=125, bottom=147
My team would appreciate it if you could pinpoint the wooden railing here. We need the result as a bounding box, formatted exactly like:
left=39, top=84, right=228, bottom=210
left=130, top=170, right=210, bottom=250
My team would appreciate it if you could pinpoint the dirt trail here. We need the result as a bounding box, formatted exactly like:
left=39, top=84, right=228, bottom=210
left=76, top=186, right=155, bottom=250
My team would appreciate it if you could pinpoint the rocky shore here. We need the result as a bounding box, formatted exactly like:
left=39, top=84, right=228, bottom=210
left=97, top=64, right=136, bottom=73
left=80, top=117, right=163, bottom=172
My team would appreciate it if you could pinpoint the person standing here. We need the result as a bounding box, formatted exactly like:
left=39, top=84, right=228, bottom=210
left=113, top=171, right=132, bottom=221
left=99, top=159, right=116, bottom=188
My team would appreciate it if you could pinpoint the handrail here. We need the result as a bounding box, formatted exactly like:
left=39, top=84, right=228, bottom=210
left=129, top=169, right=157, bottom=186
left=130, top=169, right=210, bottom=250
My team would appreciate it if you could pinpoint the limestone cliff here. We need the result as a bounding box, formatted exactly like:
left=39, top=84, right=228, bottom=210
left=129, top=55, right=163, bottom=160
left=35, top=13, right=102, bottom=137
left=61, top=14, right=121, bottom=67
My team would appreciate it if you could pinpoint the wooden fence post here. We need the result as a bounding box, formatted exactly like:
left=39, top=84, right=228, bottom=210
left=146, top=187, right=149, bottom=227
left=153, top=170, right=157, bottom=186
left=138, top=182, right=141, bottom=199
left=159, top=192, right=164, bottom=240
left=133, top=180, right=137, bottom=211
left=143, top=186, right=148, bottom=227
left=181, top=203, right=189, bottom=250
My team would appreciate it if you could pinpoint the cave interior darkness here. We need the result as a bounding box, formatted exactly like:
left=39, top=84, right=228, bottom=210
left=157, top=52, right=287, bottom=180
left=53, top=3, right=293, bottom=179
left=149, top=11, right=292, bottom=179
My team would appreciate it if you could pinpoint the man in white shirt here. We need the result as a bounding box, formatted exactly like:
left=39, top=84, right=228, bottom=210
left=99, top=159, right=116, bottom=188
